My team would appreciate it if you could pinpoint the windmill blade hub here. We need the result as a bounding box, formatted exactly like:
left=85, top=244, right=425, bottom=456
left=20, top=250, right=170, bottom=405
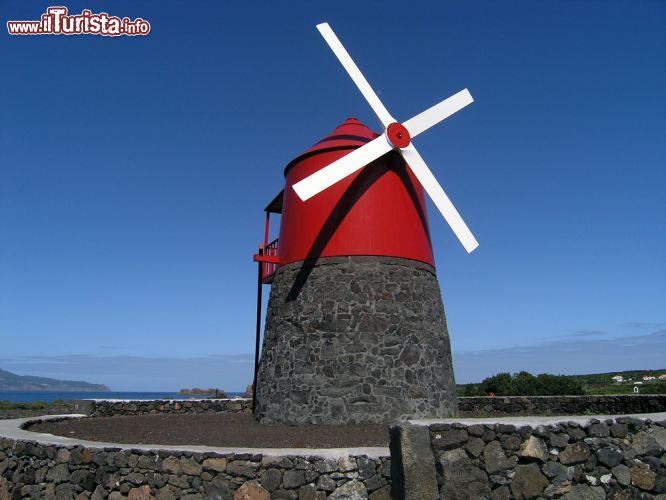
left=386, top=122, right=411, bottom=149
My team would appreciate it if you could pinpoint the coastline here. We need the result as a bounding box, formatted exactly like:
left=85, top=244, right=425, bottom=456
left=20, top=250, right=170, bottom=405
left=0, top=390, right=244, bottom=403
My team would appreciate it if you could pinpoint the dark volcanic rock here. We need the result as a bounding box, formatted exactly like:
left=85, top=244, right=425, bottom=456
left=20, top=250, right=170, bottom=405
left=391, top=423, right=438, bottom=500
left=596, top=447, right=623, bottom=468
left=439, top=454, right=490, bottom=499
left=510, top=463, right=549, bottom=499
left=559, top=442, right=591, bottom=465
left=432, top=429, right=468, bottom=450
left=254, top=256, right=458, bottom=424
left=483, top=441, right=517, bottom=474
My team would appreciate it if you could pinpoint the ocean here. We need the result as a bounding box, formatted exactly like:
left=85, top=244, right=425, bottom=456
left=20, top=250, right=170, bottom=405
left=0, top=391, right=245, bottom=403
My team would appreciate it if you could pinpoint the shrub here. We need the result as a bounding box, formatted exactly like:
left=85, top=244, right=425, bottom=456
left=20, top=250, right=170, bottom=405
left=461, top=371, right=585, bottom=396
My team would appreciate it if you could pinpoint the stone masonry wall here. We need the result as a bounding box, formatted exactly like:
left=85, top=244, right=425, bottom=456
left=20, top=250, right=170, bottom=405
left=4, top=402, right=666, bottom=498
left=89, top=399, right=252, bottom=418
left=255, top=256, right=458, bottom=424
left=392, top=417, right=666, bottom=499
left=458, top=395, right=666, bottom=418
left=69, top=395, right=666, bottom=420
left=0, top=432, right=391, bottom=499
left=5, top=395, right=662, bottom=422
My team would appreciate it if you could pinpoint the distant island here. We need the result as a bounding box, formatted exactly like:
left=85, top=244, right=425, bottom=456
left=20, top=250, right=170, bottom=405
left=178, top=388, right=226, bottom=398
left=0, top=368, right=109, bottom=392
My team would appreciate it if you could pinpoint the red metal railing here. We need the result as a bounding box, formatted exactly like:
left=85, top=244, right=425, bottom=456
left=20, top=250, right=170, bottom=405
left=253, top=238, right=279, bottom=284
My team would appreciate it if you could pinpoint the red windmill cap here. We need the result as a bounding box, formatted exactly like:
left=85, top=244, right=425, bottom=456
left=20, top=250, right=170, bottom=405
left=284, top=118, right=380, bottom=177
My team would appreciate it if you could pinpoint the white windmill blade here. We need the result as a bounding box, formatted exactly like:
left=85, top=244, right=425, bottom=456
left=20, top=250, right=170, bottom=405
left=292, top=134, right=393, bottom=201
left=400, top=144, right=479, bottom=253
left=317, top=23, right=394, bottom=128
left=404, top=89, right=474, bottom=139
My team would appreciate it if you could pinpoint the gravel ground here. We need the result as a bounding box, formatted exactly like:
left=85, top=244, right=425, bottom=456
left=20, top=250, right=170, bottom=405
left=27, top=412, right=390, bottom=448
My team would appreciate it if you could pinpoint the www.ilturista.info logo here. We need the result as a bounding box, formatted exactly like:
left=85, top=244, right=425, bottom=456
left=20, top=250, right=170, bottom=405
left=7, top=6, right=151, bottom=36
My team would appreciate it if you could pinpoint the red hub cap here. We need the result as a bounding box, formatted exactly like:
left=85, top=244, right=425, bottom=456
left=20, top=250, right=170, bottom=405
left=386, top=122, right=411, bottom=149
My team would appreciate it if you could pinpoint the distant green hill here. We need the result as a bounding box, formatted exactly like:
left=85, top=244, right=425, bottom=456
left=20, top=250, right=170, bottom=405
left=0, top=368, right=109, bottom=392
left=458, top=369, right=666, bottom=396
left=568, top=369, right=666, bottom=395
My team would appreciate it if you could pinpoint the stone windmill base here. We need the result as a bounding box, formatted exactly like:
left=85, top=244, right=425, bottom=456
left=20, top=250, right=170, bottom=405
left=254, top=256, right=458, bottom=424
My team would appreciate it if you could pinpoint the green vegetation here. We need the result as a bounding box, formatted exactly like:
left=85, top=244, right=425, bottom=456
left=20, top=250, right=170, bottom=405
left=0, top=399, right=76, bottom=418
left=458, top=369, right=666, bottom=396
left=0, top=399, right=75, bottom=410
left=458, top=371, right=584, bottom=396
left=0, top=400, right=48, bottom=410
left=568, top=369, right=666, bottom=395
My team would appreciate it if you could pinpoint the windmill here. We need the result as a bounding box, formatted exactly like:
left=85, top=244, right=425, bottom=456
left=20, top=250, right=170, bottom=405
left=252, top=23, right=478, bottom=424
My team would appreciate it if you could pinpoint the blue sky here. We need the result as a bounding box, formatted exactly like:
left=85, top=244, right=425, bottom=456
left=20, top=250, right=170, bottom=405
left=1, top=1, right=664, bottom=391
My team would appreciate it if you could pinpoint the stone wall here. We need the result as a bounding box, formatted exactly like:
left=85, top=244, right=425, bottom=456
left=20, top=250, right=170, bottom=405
left=89, top=399, right=252, bottom=418
left=392, top=416, right=666, bottom=499
left=5, top=395, right=664, bottom=422
left=255, top=256, right=458, bottom=424
left=4, top=408, right=666, bottom=499
left=458, top=395, right=666, bottom=417
left=72, top=395, right=666, bottom=420
left=0, top=432, right=391, bottom=499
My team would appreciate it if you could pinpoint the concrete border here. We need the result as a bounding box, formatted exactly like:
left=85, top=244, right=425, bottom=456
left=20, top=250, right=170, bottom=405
left=0, top=414, right=390, bottom=459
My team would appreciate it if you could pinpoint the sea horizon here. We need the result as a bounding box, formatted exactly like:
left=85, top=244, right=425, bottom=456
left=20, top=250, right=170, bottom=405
left=0, top=390, right=246, bottom=403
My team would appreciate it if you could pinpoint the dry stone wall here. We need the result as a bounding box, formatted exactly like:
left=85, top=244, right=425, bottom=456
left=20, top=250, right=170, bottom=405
left=3, top=399, right=666, bottom=498
left=9, top=395, right=660, bottom=421
left=0, top=435, right=391, bottom=499
left=392, top=416, right=666, bottom=499
left=458, top=395, right=666, bottom=418
left=89, top=399, right=251, bottom=417
left=79, top=395, right=666, bottom=420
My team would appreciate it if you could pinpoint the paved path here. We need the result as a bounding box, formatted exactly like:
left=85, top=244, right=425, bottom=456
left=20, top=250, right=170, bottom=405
left=0, top=414, right=390, bottom=458
left=3, top=412, right=665, bottom=458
